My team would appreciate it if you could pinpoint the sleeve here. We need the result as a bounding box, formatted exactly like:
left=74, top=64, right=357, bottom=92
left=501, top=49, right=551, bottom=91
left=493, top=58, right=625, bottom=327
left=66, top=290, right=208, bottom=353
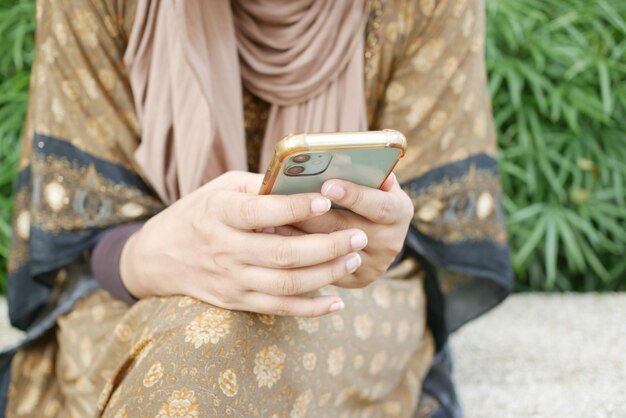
left=7, top=0, right=162, bottom=330
left=90, top=222, right=144, bottom=304
left=376, top=0, right=513, bottom=348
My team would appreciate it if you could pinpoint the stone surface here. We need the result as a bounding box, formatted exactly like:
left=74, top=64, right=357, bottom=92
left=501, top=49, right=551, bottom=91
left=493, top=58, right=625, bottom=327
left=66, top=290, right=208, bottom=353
left=450, top=293, right=626, bottom=418
left=0, top=299, right=23, bottom=350
left=0, top=294, right=624, bottom=417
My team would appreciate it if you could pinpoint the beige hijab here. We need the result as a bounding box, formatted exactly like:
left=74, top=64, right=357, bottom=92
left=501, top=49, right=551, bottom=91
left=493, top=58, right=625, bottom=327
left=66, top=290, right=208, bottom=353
left=124, top=0, right=368, bottom=204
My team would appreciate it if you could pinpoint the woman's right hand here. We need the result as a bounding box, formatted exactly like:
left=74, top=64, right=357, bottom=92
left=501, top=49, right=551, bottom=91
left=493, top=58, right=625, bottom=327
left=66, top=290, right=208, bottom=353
left=120, top=171, right=368, bottom=317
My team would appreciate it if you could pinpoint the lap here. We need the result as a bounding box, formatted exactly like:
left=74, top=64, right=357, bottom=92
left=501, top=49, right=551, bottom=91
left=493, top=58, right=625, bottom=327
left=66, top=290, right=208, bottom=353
left=8, top=278, right=433, bottom=418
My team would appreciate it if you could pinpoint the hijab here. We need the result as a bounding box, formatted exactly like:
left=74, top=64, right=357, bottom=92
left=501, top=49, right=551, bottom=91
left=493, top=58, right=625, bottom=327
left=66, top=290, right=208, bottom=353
left=124, top=0, right=368, bottom=203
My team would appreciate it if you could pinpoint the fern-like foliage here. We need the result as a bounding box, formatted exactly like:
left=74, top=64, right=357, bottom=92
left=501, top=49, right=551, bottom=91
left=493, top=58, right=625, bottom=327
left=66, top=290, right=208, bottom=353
left=489, top=0, right=626, bottom=290
left=0, top=0, right=35, bottom=294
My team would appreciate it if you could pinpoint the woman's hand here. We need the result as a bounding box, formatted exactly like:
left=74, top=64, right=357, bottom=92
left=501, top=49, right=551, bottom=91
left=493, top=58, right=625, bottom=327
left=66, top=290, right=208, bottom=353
left=120, top=172, right=368, bottom=317
left=288, top=173, right=414, bottom=288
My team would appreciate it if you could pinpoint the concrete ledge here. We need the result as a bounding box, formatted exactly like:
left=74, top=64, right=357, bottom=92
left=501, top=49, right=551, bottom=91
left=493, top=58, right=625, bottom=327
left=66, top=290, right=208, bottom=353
left=0, top=294, right=624, bottom=417
left=450, top=293, right=626, bottom=418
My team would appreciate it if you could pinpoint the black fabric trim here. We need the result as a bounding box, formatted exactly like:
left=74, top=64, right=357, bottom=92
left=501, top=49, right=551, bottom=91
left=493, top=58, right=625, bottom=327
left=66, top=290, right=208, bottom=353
left=417, top=252, right=448, bottom=351
left=417, top=344, right=463, bottom=418
left=14, top=162, right=30, bottom=190
left=405, top=152, right=498, bottom=192
left=6, top=264, right=50, bottom=331
left=0, top=348, right=16, bottom=418
left=402, top=154, right=513, bottom=348
left=7, top=133, right=154, bottom=330
left=29, top=228, right=107, bottom=281
left=409, top=228, right=513, bottom=290
left=33, top=134, right=153, bottom=193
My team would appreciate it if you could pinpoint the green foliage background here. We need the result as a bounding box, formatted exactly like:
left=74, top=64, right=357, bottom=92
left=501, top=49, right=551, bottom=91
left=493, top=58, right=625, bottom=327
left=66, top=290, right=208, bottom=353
left=0, top=0, right=625, bottom=292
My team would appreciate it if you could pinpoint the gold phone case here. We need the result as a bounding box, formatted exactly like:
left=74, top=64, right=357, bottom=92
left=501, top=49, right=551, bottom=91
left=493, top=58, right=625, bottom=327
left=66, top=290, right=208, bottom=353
left=259, top=130, right=407, bottom=195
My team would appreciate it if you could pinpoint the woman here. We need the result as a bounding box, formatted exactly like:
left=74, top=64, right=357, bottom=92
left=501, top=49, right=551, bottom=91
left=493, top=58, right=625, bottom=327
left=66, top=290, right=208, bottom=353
left=3, top=0, right=512, bottom=417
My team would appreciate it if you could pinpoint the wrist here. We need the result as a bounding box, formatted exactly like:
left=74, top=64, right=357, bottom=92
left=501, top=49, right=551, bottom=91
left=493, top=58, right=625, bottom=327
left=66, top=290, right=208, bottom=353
left=119, top=231, right=147, bottom=299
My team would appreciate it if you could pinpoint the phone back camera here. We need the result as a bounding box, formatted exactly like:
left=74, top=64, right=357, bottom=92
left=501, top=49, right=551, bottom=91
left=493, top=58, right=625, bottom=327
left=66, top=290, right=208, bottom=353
left=285, top=153, right=332, bottom=176
left=286, top=165, right=305, bottom=175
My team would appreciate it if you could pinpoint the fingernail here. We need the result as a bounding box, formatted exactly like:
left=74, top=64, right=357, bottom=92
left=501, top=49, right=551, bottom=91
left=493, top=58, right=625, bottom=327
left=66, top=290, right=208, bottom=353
left=345, top=253, right=362, bottom=272
left=261, top=227, right=276, bottom=234
left=311, top=197, right=331, bottom=214
left=350, top=232, right=368, bottom=250
left=323, top=184, right=345, bottom=200
left=329, top=300, right=345, bottom=313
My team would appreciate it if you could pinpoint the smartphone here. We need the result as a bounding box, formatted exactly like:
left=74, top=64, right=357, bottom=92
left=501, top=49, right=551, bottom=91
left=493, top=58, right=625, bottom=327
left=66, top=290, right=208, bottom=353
left=259, top=130, right=406, bottom=195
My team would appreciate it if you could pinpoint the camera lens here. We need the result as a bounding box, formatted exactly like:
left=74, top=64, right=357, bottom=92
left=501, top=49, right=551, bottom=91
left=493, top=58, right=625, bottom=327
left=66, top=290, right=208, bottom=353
left=292, top=154, right=311, bottom=163
left=286, top=165, right=305, bottom=175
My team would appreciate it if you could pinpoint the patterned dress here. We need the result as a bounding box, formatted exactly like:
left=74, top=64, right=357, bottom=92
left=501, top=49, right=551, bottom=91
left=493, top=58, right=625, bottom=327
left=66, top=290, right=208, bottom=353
left=4, top=0, right=512, bottom=417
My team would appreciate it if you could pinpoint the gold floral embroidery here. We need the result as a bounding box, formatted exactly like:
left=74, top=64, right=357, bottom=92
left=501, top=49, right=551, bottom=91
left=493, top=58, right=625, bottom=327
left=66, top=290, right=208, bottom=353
left=406, top=96, right=436, bottom=129
left=295, top=317, right=320, bottom=334
left=218, top=368, right=239, bottom=397
left=405, top=165, right=508, bottom=244
left=96, top=378, right=114, bottom=411
left=177, top=297, right=197, bottom=308
left=256, top=313, right=276, bottom=326
left=369, top=351, right=388, bottom=375
left=327, top=347, right=346, bottom=376
left=184, top=308, right=232, bottom=348
left=43, top=399, right=61, bottom=417
left=386, top=81, right=405, bottom=102
left=51, top=97, right=65, bottom=123
left=408, top=287, right=422, bottom=310
left=372, top=283, right=391, bottom=308
left=73, top=9, right=98, bottom=48
left=290, top=390, right=314, bottom=418
left=15, top=210, right=30, bottom=240
left=156, top=388, right=200, bottom=418
left=115, top=323, right=132, bottom=342
left=420, top=0, right=436, bottom=16
left=254, top=345, right=286, bottom=388
left=382, top=322, right=393, bottom=337
left=354, top=314, right=373, bottom=340
left=16, top=386, right=40, bottom=415
left=41, top=38, right=58, bottom=64
left=302, top=353, right=317, bottom=371
left=143, top=362, right=164, bottom=388
left=331, top=315, right=344, bottom=331
left=353, top=354, right=364, bottom=370
left=30, top=154, right=161, bottom=233
left=412, top=37, right=446, bottom=72
left=397, top=320, right=411, bottom=343
left=112, top=405, right=128, bottom=418
left=318, top=392, right=332, bottom=407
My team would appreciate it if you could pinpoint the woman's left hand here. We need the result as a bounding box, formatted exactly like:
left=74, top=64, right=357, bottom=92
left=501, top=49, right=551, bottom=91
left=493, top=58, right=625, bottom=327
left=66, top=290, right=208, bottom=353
left=284, top=173, right=414, bottom=288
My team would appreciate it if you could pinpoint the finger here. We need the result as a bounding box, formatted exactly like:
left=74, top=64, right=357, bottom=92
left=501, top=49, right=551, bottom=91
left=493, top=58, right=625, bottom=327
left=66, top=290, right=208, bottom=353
left=242, top=292, right=345, bottom=317
left=220, top=192, right=331, bottom=229
left=380, top=172, right=396, bottom=192
left=292, top=209, right=362, bottom=234
left=245, top=252, right=362, bottom=296
left=255, top=225, right=304, bottom=236
left=240, top=229, right=367, bottom=268
left=321, top=179, right=402, bottom=224
left=333, top=253, right=384, bottom=288
left=274, top=225, right=306, bottom=236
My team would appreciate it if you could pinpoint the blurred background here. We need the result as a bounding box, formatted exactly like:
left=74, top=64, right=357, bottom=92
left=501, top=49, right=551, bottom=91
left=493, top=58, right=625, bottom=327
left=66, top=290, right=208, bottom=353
left=0, top=0, right=625, bottom=417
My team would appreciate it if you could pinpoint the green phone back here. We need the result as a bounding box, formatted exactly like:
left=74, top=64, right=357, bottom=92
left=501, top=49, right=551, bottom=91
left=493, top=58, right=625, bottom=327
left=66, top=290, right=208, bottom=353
left=270, top=147, right=402, bottom=195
